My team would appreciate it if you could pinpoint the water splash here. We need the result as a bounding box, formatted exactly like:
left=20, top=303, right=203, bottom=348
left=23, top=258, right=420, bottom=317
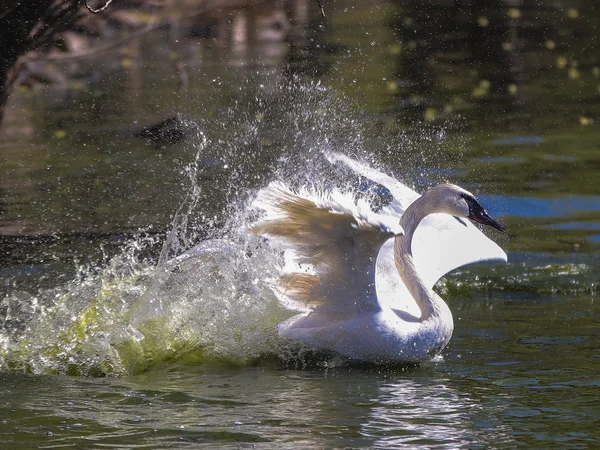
left=0, top=202, right=293, bottom=376
left=0, top=83, right=379, bottom=376
left=1, top=82, right=595, bottom=376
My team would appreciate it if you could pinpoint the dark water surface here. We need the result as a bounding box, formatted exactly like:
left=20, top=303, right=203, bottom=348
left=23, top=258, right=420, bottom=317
left=1, top=0, right=599, bottom=448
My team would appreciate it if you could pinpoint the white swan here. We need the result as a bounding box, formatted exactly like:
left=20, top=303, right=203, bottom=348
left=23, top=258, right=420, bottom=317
left=252, top=153, right=506, bottom=363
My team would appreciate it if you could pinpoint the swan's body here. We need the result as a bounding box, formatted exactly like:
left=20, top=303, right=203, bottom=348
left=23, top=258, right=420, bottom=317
left=253, top=153, right=506, bottom=363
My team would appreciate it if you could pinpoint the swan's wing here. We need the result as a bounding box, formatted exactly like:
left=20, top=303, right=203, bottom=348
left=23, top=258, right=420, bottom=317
left=328, top=151, right=507, bottom=288
left=375, top=217, right=506, bottom=313
left=326, top=151, right=419, bottom=212
left=412, top=213, right=507, bottom=288
left=374, top=218, right=507, bottom=318
left=252, top=182, right=403, bottom=317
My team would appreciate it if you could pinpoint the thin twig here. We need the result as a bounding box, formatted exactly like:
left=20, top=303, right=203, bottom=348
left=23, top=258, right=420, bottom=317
left=86, top=0, right=114, bottom=13
left=316, top=0, right=325, bottom=17
left=27, top=3, right=83, bottom=52
left=42, top=23, right=165, bottom=61
left=0, top=0, right=25, bottom=21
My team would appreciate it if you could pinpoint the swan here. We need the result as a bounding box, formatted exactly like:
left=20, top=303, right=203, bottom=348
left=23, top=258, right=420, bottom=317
left=252, top=153, right=506, bottom=363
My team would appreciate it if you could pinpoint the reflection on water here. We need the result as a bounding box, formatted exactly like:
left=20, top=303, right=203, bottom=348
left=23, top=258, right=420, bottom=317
left=389, top=0, right=599, bottom=129
left=0, top=0, right=599, bottom=448
left=0, top=364, right=520, bottom=448
left=8, top=342, right=598, bottom=449
left=363, top=378, right=513, bottom=448
left=1, top=0, right=598, bottom=244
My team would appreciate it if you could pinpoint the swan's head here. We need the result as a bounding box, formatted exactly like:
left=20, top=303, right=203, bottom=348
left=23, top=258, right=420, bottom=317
left=425, top=184, right=505, bottom=232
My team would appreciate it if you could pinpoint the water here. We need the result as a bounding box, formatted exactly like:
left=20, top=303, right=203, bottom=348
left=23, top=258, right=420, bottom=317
left=1, top=0, right=599, bottom=447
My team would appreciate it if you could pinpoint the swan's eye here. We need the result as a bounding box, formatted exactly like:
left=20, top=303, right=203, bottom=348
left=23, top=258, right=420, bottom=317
left=460, top=193, right=487, bottom=217
left=460, top=193, right=480, bottom=211
left=460, top=193, right=476, bottom=204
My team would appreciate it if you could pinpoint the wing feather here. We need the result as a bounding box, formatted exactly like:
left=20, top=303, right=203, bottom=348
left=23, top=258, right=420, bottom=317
left=252, top=182, right=402, bottom=315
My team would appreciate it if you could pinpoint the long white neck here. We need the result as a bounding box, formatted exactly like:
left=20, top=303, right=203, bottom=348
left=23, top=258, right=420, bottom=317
left=394, top=193, right=445, bottom=322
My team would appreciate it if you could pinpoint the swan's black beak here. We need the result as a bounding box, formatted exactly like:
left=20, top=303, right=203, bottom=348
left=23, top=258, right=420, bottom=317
left=469, top=208, right=505, bottom=232
left=470, top=203, right=505, bottom=233
left=461, top=193, right=505, bottom=232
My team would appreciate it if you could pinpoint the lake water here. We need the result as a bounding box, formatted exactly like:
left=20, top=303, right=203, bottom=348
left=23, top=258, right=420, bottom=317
left=1, top=0, right=599, bottom=448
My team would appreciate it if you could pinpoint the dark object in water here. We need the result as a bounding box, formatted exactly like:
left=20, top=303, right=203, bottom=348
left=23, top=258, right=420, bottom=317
left=135, top=116, right=197, bottom=146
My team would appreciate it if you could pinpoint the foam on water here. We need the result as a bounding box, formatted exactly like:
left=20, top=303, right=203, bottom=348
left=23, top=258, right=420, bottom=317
left=0, top=180, right=290, bottom=375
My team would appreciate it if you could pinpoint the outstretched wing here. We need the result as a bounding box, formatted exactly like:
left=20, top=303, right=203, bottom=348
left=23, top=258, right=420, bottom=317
left=252, top=182, right=403, bottom=317
left=411, top=213, right=507, bottom=288
left=326, top=152, right=419, bottom=212
left=327, top=152, right=507, bottom=289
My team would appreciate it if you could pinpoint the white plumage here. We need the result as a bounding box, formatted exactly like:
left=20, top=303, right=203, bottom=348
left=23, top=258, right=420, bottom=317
left=253, top=153, right=507, bottom=363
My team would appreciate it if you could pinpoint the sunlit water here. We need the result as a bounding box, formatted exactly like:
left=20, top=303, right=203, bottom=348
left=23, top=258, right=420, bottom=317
left=1, top=0, right=599, bottom=448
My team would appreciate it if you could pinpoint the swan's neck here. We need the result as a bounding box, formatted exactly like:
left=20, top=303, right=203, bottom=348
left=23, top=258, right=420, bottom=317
left=394, top=196, right=444, bottom=322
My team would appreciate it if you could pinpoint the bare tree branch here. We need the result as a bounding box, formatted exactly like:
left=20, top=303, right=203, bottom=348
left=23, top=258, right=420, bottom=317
left=86, top=0, right=113, bottom=13
left=316, top=0, right=325, bottom=18
left=28, top=2, right=84, bottom=51
left=0, top=0, right=26, bottom=21
left=43, top=23, right=165, bottom=61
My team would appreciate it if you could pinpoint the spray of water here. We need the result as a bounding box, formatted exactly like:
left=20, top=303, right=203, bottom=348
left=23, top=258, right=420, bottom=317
left=1, top=82, right=594, bottom=376
left=0, top=82, right=381, bottom=376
